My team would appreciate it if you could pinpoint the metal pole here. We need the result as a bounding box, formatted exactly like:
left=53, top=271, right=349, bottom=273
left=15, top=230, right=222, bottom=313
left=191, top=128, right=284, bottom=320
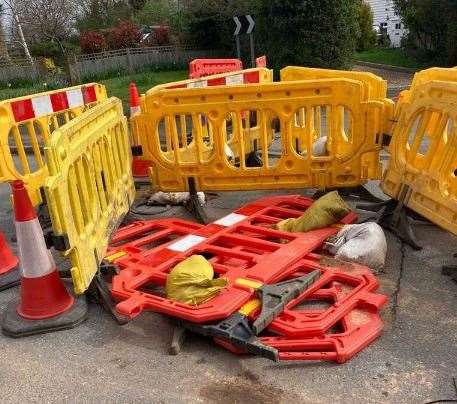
left=236, top=35, right=241, bottom=60
left=249, top=33, right=255, bottom=67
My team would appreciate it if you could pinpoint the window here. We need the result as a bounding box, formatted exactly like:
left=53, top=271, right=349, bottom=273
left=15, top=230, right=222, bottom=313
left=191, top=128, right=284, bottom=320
left=395, top=23, right=401, bottom=29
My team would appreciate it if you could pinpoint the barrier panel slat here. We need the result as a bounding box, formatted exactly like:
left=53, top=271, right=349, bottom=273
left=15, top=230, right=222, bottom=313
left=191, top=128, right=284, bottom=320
left=43, top=97, right=135, bottom=294
left=382, top=76, right=457, bottom=235
left=137, top=78, right=387, bottom=192
left=0, top=83, right=107, bottom=206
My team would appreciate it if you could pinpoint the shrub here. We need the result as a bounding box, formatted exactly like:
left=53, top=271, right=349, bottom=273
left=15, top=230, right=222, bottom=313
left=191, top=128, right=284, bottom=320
left=80, top=31, right=107, bottom=54
left=107, top=20, right=141, bottom=49
left=257, top=0, right=359, bottom=71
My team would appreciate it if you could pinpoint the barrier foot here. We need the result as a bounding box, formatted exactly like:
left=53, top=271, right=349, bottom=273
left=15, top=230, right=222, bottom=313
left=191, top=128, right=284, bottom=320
left=186, top=177, right=208, bottom=224
left=88, top=264, right=130, bottom=325
left=176, top=312, right=279, bottom=362
left=357, top=199, right=422, bottom=250
left=252, top=270, right=320, bottom=335
left=314, top=185, right=385, bottom=203
left=169, top=325, right=187, bottom=355
left=0, top=267, right=20, bottom=291
left=1, top=281, right=88, bottom=338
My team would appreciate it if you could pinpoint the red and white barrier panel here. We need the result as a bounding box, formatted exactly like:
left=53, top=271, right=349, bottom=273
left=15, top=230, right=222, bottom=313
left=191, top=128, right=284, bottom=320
left=10, top=85, right=99, bottom=123
left=165, top=71, right=262, bottom=90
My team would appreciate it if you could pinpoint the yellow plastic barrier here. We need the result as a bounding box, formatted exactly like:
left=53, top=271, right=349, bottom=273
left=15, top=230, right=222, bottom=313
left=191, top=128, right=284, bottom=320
left=137, top=78, right=390, bottom=192
left=280, top=66, right=395, bottom=138
left=131, top=68, right=274, bottom=168
left=281, top=66, right=388, bottom=99
left=381, top=77, right=457, bottom=235
left=43, top=97, right=135, bottom=294
left=0, top=83, right=107, bottom=206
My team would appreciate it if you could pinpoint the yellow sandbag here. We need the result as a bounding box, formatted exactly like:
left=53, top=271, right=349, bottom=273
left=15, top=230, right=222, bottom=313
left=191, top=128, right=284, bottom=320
left=276, top=191, right=351, bottom=233
left=165, top=255, right=227, bottom=305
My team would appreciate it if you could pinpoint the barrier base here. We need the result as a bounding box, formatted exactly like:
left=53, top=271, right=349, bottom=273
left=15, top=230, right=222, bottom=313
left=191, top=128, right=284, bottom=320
left=1, top=282, right=88, bottom=338
left=0, top=267, right=20, bottom=291
left=185, top=177, right=208, bottom=224
left=169, top=325, right=187, bottom=355
left=357, top=199, right=422, bottom=250
left=87, top=265, right=130, bottom=325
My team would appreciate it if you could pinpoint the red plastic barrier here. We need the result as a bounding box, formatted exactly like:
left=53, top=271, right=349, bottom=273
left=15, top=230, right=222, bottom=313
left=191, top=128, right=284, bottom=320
left=214, top=255, right=387, bottom=363
left=215, top=303, right=384, bottom=363
left=109, top=196, right=357, bottom=322
left=189, top=58, right=243, bottom=79
left=256, top=55, right=267, bottom=68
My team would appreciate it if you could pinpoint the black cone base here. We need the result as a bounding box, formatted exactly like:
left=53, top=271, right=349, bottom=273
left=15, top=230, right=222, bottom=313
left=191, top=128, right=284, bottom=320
left=1, top=283, right=88, bottom=338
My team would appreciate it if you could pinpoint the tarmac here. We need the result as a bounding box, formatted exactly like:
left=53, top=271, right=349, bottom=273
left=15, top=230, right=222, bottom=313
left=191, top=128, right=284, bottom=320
left=1, top=181, right=457, bottom=404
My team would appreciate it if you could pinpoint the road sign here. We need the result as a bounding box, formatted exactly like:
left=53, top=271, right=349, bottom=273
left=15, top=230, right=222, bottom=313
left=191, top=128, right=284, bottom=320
left=233, top=15, right=255, bottom=36
left=233, top=15, right=256, bottom=67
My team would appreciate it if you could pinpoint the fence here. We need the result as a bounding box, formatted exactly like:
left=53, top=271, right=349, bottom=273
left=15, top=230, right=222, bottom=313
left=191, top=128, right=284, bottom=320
left=0, top=58, right=40, bottom=84
left=69, top=46, right=219, bottom=81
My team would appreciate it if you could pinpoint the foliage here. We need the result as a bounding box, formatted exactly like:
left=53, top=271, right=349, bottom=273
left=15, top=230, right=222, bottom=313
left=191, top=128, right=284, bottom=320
left=77, top=0, right=133, bottom=32
left=106, top=20, right=141, bottom=49
left=356, top=0, right=376, bottom=51
left=80, top=31, right=107, bottom=54
left=256, top=0, right=359, bottom=71
left=394, top=0, right=457, bottom=66
left=182, top=0, right=260, bottom=52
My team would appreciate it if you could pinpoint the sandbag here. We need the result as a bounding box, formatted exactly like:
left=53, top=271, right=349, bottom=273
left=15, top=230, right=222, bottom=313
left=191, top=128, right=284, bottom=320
left=148, top=191, right=205, bottom=206
left=165, top=255, right=227, bottom=305
left=325, top=223, right=387, bottom=270
left=276, top=191, right=351, bottom=233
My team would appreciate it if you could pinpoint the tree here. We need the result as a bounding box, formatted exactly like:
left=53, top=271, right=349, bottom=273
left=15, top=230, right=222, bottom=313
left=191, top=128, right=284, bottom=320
left=77, top=0, right=133, bottom=31
left=356, top=0, right=376, bottom=51
left=257, top=0, right=359, bottom=71
left=394, top=0, right=457, bottom=66
left=181, top=0, right=260, bottom=51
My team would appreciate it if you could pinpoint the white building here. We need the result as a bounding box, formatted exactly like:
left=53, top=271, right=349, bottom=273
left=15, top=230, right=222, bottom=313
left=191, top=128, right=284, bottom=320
left=365, top=0, right=407, bottom=47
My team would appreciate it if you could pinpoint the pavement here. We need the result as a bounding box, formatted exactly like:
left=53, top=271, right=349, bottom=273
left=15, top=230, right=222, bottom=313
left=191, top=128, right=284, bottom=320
left=1, top=66, right=457, bottom=404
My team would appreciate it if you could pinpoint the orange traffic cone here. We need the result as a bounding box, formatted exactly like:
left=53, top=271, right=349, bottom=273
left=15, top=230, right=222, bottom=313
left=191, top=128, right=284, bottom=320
left=129, top=82, right=151, bottom=177
left=129, top=81, right=141, bottom=117
left=2, top=180, right=88, bottom=337
left=0, top=230, right=20, bottom=290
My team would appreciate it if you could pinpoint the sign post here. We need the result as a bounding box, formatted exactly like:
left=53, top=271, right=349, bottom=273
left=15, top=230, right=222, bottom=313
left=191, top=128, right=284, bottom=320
left=233, top=15, right=256, bottom=67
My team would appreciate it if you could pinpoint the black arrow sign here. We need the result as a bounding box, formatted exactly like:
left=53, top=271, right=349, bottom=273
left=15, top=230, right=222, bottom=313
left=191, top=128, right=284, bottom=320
left=233, top=15, right=255, bottom=36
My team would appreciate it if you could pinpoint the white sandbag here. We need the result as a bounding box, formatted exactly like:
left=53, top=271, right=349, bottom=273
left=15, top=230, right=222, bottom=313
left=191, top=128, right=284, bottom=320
left=325, top=222, right=387, bottom=270
left=147, top=191, right=205, bottom=206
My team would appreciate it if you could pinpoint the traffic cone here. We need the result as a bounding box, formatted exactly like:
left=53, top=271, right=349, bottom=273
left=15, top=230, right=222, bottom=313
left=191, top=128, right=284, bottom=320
left=129, top=82, right=151, bottom=177
left=1, top=180, right=88, bottom=337
left=129, top=82, right=141, bottom=117
left=0, top=230, right=20, bottom=291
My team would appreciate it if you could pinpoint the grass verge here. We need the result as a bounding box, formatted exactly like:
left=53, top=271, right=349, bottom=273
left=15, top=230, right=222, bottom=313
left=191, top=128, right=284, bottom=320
left=355, top=48, right=432, bottom=70
left=0, top=70, right=188, bottom=111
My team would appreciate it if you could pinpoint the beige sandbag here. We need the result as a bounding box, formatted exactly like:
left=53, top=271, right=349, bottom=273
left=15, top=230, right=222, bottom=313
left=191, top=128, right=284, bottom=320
left=276, top=191, right=351, bottom=233
left=165, top=255, right=227, bottom=305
